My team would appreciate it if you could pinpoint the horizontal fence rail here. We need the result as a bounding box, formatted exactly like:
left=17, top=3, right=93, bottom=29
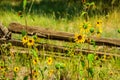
left=8, top=22, right=120, bottom=47
left=0, top=39, right=120, bottom=57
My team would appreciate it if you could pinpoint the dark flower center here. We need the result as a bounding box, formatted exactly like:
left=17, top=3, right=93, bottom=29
left=97, top=22, right=100, bottom=24
left=24, top=37, right=27, bottom=40
left=18, top=11, right=22, bottom=16
left=16, top=68, right=18, bottom=71
left=29, top=40, right=33, bottom=43
left=34, top=70, right=37, bottom=73
left=78, top=35, right=82, bottom=40
left=34, top=59, right=37, bottom=62
left=48, top=60, right=51, bottom=62
left=0, top=66, right=3, bottom=68
left=35, top=75, right=37, bottom=78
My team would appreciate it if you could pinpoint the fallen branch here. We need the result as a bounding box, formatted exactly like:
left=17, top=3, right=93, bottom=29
left=0, top=39, right=120, bottom=57
left=8, top=22, right=120, bottom=47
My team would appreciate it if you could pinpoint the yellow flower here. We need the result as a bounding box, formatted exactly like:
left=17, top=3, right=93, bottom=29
left=96, top=33, right=101, bottom=37
left=82, top=78, right=85, bottom=80
left=96, top=20, right=102, bottom=27
left=96, top=28, right=102, bottom=37
left=80, top=22, right=91, bottom=33
left=32, top=70, right=39, bottom=79
left=32, top=70, right=38, bottom=74
left=27, top=38, right=34, bottom=46
left=109, top=71, right=113, bottom=75
left=101, top=54, right=107, bottom=62
left=0, top=66, right=5, bottom=71
left=32, top=58, right=39, bottom=65
left=94, top=55, right=99, bottom=60
left=74, top=33, right=85, bottom=43
left=103, top=54, right=106, bottom=59
left=22, top=36, right=28, bottom=44
left=98, top=27, right=102, bottom=33
left=47, top=57, right=53, bottom=65
left=33, top=73, right=38, bottom=79
left=14, top=67, right=19, bottom=72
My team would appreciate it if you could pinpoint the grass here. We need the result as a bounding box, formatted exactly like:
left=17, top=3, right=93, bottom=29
left=0, top=9, right=120, bottom=39
left=0, top=1, right=120, bottom=80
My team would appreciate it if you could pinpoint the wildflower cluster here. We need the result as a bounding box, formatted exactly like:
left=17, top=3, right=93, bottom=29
left=74, top=20, right=103, bottom=43
left=22, top=35, right=35, bottom=47
left=32, top=70, right=39, bottom=79
left=21, top=34, right=40, bottom=79
left=95, top=20, right=103, bottom=37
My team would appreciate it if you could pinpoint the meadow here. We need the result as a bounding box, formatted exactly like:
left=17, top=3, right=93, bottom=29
left=0, top=0, right=120, bottom=80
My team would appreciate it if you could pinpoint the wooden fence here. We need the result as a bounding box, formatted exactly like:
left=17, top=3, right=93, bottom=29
left=0, top=22, right=120, bottom=57
left=9, top=23, right=120, bottom=47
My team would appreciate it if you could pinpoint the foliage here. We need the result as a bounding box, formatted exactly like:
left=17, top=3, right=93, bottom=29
left=0, top=0, right=120, bottom=80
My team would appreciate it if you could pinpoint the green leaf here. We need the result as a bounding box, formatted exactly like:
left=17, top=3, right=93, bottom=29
left=79, top=70, right=83, bottom=76
left=81, top=11, right=87, bottom=17
left=23, top=0, right=27, bottom=10
left=55, top=62, right=65, bottom=69
left=44, top=66, right=47, bottom=71
left=118, top=29, right=120, bottom=33
left=87, top=54, right=94, bottom=62
left=33, top=34, right=37, bottom=40
left=90, top=27, right=94, bottom=33
left=81, top=60, right=85, bottom=68
left=59, top=63, right=65, bottom=69
left=55, top=63, right=60, bottom=69
left=23, top=76, right=28, bottom=80
left=87, top=67, right=94, bottom=77
left=90, top=39, right=96, bottom=47
left=85, top=2, right=90, bottom=6
left=30, top=49, right=38, bottom=57
left=21, top=30, right=27, bottom=37
left=13, top=78, right=16, bottom=80
left=83, top=23, right=88, bottom=29
left=89, top=2, right=95, bottom=6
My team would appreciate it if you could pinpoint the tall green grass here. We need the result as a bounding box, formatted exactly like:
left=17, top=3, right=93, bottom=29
left=0, top=9, right=120, bottom=38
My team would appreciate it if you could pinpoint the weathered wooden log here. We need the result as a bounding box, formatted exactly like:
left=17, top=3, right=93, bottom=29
left=8, top=22, right=120, bottom=47
left=0, top=22, right=11, bottom=39
left=8, top=22, right=74, bottom=41
left=0, top=39, right=120, bottom=57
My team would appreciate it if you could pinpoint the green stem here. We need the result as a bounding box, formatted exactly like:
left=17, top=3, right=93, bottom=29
left=88, top=60, right=89, bottom=78
left=28, top=47, right=33, bottom=80
left=29, top=59, right=33, bottom=80
left=39, top=68, right=44, bottom=80
left=28, top=0, right=34, bottom=15
left=23, top=3, right=27, bottom=35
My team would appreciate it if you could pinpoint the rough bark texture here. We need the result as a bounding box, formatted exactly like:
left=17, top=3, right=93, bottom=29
left=8, top=22, right=120, bottom=47
left=0, top=22, right=11, bottom=39
left=0, top=22, right=6, bottom=38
